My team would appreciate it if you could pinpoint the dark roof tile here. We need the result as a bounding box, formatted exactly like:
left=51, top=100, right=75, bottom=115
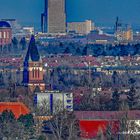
left=24, top=35, right=40, bottom=62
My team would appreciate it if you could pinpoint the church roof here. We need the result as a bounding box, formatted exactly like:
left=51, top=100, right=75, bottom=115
left=24, top=35, right=40, bottom=62
left=0, top=21, right=11, bottom=28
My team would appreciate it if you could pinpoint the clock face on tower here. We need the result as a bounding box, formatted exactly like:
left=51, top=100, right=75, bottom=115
left=34, top=63, right=39, bottom=67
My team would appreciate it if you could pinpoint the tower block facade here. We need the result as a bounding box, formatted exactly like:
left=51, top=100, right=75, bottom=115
left=41, top=0, right=48, bottom=33
left=23, top=35, right=45, bottom=92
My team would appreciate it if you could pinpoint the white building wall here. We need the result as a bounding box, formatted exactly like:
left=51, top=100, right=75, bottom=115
left=35, top=91, right=73, bottom=114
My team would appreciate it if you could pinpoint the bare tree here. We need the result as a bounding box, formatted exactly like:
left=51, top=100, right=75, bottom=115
left=44, top=111, right=80, bottom=140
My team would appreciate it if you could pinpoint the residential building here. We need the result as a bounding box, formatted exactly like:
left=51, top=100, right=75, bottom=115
left=23, top=27, right=34, bottom=35
left=75, top=111, right=140, bottom=139
left=115, top=22, right=133, bottom=42
left=67, top=20, right=93, bottom=35
left=34, top=90, right=73, bottom=113
left=1, top=19, right=23, bottom=37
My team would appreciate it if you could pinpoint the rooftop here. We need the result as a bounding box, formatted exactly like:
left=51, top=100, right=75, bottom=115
left=0, top=21, right=11, bottom=28
left=0, top=102, right=30, bottom=119
left=24, top=35, right=40, bottom=62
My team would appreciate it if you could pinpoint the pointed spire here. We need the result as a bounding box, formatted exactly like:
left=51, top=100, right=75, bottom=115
left=24, top=35, right=40, bottom=62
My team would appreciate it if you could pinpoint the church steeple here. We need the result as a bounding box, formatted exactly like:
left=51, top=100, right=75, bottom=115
left=25, top=35, right=40, bottom=62
left=23, top=36, right=45, bottom=93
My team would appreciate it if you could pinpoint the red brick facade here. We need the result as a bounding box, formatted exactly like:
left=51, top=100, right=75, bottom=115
left=0, top=28, right=12, bottom=46
left=28, top=61, right=45, bottom=92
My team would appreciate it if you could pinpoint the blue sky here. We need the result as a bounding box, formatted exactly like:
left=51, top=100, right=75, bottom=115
left=0, top=0, right=140, bottom=27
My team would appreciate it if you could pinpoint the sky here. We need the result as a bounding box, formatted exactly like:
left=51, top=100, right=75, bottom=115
left=0, top=0, right=140, bottom=27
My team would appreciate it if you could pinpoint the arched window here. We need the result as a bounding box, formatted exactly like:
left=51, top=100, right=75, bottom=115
left=7, top=32, right=9, bottom=38
left=0, top=32, right=2, bottom=38
left=3, top=32, right=6, bottom=38
left=38, top=68, right=40, bottom=78
left=32, top=68, right=34, bottom=78
left=35, top=68, right=37, bottom=78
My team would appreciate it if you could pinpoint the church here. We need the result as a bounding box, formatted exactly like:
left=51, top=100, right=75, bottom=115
left=23, top=35, right=45, bottom=92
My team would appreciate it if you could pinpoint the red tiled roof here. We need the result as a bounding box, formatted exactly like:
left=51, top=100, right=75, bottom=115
left=74, top=111, right=140, bottom=120
left=0, top=102, right=30, bottom=119
left=80, top=120, right=119, bottom=139
left=76, top=111, right=140, bottom=139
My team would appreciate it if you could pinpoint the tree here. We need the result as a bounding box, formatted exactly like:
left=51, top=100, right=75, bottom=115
left=18, top=114, right=34, bottom=129
left=82, top=46, right=88, bottom=56
left=75, top=47, right=81, bottom=55
left=38, top=135, right=46, bottom=140
left=111, top=89, right=120, bottom=111
left=75, top=93, right=98, bottom=111
left=20, top=37, right=27, bottom=50
left=96, top=127, right=104, bottom=140
left=106, top=124, right=114, bottom=140
left=112, top=71, right=119, bottom=85
left=0, top=72, right=4, bottom=86
left=127, top=87, right=138, bottom=109
left=12, top=37, right=18, bottom=52
left=33, top=99, right=52, bottom=116
left=1, top=110, right=16, bottom=122
left=0, top=111, right=37, bottom=139
left=43, top=111, right=80, bottom=140
left=0, top=110, right=23, bottom=139
left=64, top=47, right=71, bottom=54
left=127, top=78, right=138, bottom=109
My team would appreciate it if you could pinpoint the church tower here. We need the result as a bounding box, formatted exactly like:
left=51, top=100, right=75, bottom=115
left=23, top=35, right=45, bottom=92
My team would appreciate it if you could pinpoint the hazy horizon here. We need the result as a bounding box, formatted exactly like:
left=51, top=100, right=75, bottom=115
left=0, top=0, right=140, bottom=29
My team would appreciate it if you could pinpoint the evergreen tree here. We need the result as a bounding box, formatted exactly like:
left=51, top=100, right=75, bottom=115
left=18, top=114, right=34, bottom=128
left=82, top=46, right=88, bottom=56
left=1, top=110, right=16, bottom=122
left=112, top=71, right=118, bottom=85
left=20, top=37, right=26, bottom=50
left=75, top=47, right=81, bottom=55
left=0, top=111, right=36, bottom=139
left=64, top=47, right=70, bottom=54
left=0, top=72, right=4, bottom=86
left=127, top=78, right=138, bottom=109
left=127, top=86, right=138, bottom=109
left=12, top=37, right=18, bottom=52
left=111, top=89, right=120, bottom=111
left=106, top=124, right=114, bottom=140
left=38, top=135, right=46, bottom=140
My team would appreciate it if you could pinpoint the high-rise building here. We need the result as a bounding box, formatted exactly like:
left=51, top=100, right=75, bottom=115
left=67, top=20, right=93, bottom=35
left=23, top=35, right=45, bottom=92
left=41, top=0, right=48, bottom=33
left=48, top=0, right=66, bottom=34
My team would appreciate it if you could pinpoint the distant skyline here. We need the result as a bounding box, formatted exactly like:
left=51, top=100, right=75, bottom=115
left=0, top=0, right=140, bottom=27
